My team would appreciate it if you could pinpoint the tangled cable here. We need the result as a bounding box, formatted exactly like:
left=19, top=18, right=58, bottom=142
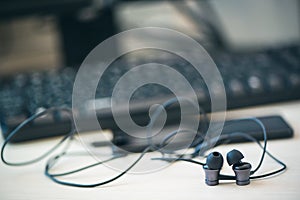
left=1, top=98, right=287, bottom=187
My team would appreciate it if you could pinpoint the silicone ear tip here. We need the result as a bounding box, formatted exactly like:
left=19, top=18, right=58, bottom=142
left=227, top=149, right=244, bottom=166
left=206, top=152, right=224, bottom=170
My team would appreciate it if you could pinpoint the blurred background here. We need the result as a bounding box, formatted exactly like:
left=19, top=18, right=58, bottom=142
left=0, top=0, right=299, bottom=144
left=0, top=0, right=299, bottom=74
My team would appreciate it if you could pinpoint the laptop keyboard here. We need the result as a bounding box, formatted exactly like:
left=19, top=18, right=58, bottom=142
left=1, top=45, right=299, bottom=142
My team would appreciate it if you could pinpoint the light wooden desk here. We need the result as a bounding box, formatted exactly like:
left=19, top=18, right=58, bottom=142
left=1, top=101, right=300, bottom=200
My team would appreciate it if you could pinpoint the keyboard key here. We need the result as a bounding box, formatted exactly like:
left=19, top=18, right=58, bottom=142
left=247, top=75, right=264, bottom=93
left=13, top=74, right=28, bottom=88
left=289, top=73, right=300, bottom=87
left=267, top=74, right=284, bottom=91
left=228, top=79, right=245, bottom=96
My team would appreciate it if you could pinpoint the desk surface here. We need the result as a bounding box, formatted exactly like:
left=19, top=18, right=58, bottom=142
left=1, top=101, right=300, bottom=200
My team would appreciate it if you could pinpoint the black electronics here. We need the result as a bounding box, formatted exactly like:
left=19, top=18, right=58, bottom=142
left=0, top=0, right=299, bottom=143
left=1, top=45, right=299, bottom=142
left=92, top=115, right=293, bottom=153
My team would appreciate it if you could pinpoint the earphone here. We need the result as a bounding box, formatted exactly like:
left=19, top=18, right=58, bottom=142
left=203, top=149, right=252, bottom=186
left=0, top=98, right=287, bottom=188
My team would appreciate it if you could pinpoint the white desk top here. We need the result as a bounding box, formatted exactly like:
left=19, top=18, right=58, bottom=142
left=1, top=101, right=300, bottom=200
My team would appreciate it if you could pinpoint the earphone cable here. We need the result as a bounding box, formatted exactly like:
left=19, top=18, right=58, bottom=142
left=1, top=107, right=75, bottom=166
left=44, top=147, right=151, bottom=188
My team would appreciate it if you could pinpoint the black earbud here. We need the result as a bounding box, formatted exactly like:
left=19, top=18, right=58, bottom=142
left=203, top=152, right=223, bottom=186
left=227, top=149, right=252, bottom=186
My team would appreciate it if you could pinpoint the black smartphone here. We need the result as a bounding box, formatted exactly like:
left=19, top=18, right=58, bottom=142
left=220, top=115, right=293, bottom=143
left=94, top=115, right=293, bottom=152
